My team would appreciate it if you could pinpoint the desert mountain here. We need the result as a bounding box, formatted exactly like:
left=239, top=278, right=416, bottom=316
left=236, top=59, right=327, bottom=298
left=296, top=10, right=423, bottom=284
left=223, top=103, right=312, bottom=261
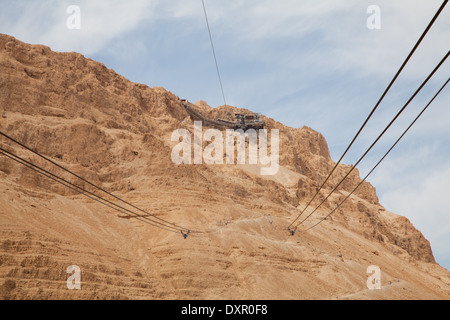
left=0, top=33, right=449, bottom=300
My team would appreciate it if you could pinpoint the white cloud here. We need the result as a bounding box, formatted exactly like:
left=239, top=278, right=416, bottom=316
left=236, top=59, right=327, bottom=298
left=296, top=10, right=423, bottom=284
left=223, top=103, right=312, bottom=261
left=1, top=0, right=155, bottom=55
left=199, top=0, right=450, bottom=78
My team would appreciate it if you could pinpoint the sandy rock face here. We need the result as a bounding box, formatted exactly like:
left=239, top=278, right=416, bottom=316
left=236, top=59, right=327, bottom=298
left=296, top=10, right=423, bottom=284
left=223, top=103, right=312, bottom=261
left=0, top=33, right=448, bottom=300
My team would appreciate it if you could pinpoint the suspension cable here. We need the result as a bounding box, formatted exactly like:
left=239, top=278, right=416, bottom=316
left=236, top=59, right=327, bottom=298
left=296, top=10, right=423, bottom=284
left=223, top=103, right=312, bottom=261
left=0, top=148, right=181, bottom=234
left=288, top=0, right=448, bottom=228
left=293, top=50, right=449, bottom=230
left=298, top=77, right=449, bottom=233
left=202, top=0, right=227, bottom=106
left=0, top=130, right=200, bottom=233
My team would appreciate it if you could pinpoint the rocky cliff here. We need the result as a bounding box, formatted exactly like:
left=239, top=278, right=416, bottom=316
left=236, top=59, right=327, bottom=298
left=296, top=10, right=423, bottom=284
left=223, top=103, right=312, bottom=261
left=0, top=34, right=448, bottom=300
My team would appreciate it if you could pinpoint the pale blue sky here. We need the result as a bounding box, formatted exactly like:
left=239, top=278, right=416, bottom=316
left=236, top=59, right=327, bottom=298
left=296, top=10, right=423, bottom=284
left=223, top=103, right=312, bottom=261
left=1, top=0, right=449, bottom=270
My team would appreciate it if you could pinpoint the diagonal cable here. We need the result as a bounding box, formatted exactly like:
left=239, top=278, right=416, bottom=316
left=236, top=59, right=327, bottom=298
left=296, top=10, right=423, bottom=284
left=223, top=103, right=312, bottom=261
left=0, top=148, right=181, bottom=234
left=299, top=77, right=449, bottom=233
left=202, top=0, right=227, bottom=106
left=294, top=50, right=449, bottom=229
left=288, top=0, right=448, bottom=228
left=0, top=130, right=199, bottom=233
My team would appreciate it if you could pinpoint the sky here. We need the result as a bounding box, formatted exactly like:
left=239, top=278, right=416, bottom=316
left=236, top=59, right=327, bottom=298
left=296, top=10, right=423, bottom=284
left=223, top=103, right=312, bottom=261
left=1, top=0, right=449, bottom=270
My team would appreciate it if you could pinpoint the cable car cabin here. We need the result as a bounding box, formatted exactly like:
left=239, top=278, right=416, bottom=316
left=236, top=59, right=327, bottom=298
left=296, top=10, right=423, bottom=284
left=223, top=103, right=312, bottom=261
left=234, top=113, right=265, bottom=130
